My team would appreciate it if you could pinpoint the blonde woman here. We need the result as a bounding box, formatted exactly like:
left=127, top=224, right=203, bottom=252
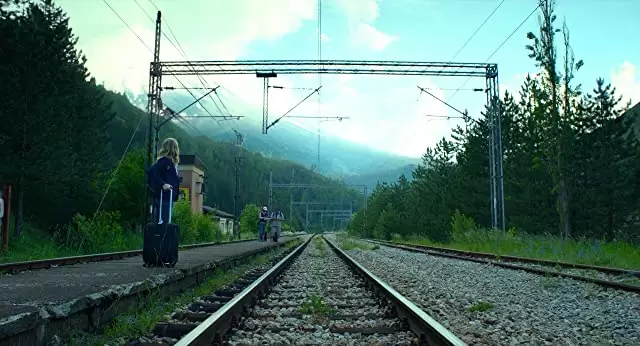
left=147, top=138, right=180, bottom=223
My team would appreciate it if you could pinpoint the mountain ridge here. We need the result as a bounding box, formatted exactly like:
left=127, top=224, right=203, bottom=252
left=126, top=90, right=420, bottom=179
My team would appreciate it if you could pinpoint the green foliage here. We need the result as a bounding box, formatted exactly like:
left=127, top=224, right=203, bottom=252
left=239, top=203, right=260, bottom=236
left=173, top=200, right=222, bottom=244
left=299, top=294, right=336, bottom=319
left=54, top=211, right=141, bottom=255
left=450, top=210, right=477, bottom=243
left=373, top=203, right=395, bottom=241
left=335, top=233, right=378, bottom=251
left=0, top=0, right=114, bottom=234
left=98, top=149, right=146, bottom=228
left=467, top=302, right=494, bottom=313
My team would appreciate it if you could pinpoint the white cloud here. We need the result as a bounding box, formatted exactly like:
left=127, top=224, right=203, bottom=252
left=352, top=23, right=398, bottom=51
left=611, top=61, right=640, bottom=107
left=315, top=77, right=451, bottom=157
left=333, top=0, right=397, bottom=51
left=64, top=0, right=317, bottom=96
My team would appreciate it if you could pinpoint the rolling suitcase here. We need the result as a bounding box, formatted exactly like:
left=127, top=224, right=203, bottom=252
left=143, top=189, right=180, bottom=267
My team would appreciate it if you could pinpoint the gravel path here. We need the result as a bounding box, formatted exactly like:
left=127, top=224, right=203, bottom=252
left=338, top=238, right=640, bottom=345
left=227, top=237, right=419, bottom=345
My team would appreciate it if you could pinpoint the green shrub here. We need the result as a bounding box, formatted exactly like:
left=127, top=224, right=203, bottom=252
left=240, top=203, right=260, bottom=237
left=194, top=213, right=222, bottom=243
left=56, top=211, right=131, bottom=254
left=450, top=210, right=477, bottom=242
left=173, top=200, right=197, bottom=243
left=173, top=200, right=221, bottom=244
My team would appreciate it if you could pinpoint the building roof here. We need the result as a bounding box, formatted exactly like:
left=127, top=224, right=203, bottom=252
left=179, top=154, right=207, bottom=171
left=203, top=205, right=234, bottom=218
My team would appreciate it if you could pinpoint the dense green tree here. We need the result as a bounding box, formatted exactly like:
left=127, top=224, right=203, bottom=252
left=0, top=0, right=113, bottom=235
left=239, top=203, right=260, bottom=236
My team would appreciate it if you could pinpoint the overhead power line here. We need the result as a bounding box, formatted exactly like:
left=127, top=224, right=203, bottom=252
left=449, top=3, right=541, bottom=101
left=373, top=0, right=507, bottom=173
left=103, top=0, right=212, bottom=137
left=133, top=0, right=237, bottom=135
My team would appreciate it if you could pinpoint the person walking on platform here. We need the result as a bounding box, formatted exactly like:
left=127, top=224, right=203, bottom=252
left=269, top=208, right=284, bottom=242
left=258, top=206, right=269, bottom=242
left=147, top=138, right=181, bottom=223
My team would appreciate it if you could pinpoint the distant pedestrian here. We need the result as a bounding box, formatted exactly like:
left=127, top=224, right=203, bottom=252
left=0, top=190, right=4, bottom=226
left=146, top=138, right=181, bottom=223
left=270, top=208, right=284, bottom=242
left=258, top=206, right=269, bottom=242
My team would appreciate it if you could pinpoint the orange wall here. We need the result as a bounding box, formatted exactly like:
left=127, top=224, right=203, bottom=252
left=178, top=164, right=204, bottom=214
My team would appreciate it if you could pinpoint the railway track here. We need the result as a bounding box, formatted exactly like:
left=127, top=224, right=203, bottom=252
left=132, top=235, right=464, bottom=346
left=0, top=235, right=302, bottom=275
left=368, top=239, right=640, bottom=292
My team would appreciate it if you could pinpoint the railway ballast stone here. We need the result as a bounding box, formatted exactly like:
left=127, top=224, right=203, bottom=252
left=338, top=238, right=640, bottom=345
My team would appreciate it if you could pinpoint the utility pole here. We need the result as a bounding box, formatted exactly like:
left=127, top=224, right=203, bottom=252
left=233, top=130, right=243, bottom=239
left=268, top=171, right=273, bottom=208
left=289, top=168, right=294, bottom=227
left=363, top=186, right=368, bottom=235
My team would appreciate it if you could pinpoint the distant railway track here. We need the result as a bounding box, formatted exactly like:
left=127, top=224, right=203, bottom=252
left=368, top=239, right=640, bottom=293
left=135, top=235, right=465, bottom=346
left=0, top=235, right=303, bottom=275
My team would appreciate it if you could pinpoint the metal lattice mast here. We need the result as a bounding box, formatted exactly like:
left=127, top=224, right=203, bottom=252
left=233, top=130, right=243, bottom=237
left=144, top=11, right=162, bottom=225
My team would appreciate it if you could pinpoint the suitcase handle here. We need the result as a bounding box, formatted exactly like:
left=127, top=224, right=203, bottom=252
left=158, top=188, right=174, bottom=224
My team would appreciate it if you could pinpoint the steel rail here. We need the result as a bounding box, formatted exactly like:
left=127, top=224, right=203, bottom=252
left=369, top=239, right=639, bottom=277
left=369, top=240, right=640, bottom=293
left=0, top=233, right=305, bottom=274
left=173, top=235, right=314, bottom=346
left=323, top=236, right=466, bottom=346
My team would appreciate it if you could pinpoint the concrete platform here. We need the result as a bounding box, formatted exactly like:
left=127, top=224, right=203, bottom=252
left=0, top=237, right=301, bottom=320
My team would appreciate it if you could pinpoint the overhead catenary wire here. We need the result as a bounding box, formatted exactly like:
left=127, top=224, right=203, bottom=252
left=145, top=0, right=244, bottom=125
left=104, top=0, right=211, bottom=137
left=448, top=3, right=541, bottom=102
left=372, top=0, right=507, bottom=173
left=133, top=0, right=236, bottom=134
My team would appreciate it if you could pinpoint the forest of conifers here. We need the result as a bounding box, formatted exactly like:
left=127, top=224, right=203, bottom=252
left=0, top=0, right=360, bottom=251
left=348, top=1, right=640, bottom=245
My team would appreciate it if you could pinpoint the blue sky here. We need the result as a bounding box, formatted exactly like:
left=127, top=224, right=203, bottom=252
left=57, top=0, right=639, bottom=158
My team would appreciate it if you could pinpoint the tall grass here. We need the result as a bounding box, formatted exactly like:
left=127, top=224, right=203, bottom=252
left=392, top=211, right=640, bottom=270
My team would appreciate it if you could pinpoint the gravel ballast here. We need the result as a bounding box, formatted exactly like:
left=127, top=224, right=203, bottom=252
left=227, top=237, right=420, bottom=345
left=335, top=237, right=640, bottom=345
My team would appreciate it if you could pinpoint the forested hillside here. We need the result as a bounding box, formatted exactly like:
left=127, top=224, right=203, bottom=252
left=349, top=1, right=640, bottom=247
left=343, top=164, right=418, bottom=190
left=0, top=0, right=360, bottom=247
left=152, top=92, right=419, bottom=178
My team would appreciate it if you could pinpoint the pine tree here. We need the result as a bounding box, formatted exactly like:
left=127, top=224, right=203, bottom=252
left=0, top=0, right=114, bottom=233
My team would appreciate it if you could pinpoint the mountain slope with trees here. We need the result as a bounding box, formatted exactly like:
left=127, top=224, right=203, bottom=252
left=349, top=0, right=640, bottom=252
left=153, top=92, right=420, bottom=178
